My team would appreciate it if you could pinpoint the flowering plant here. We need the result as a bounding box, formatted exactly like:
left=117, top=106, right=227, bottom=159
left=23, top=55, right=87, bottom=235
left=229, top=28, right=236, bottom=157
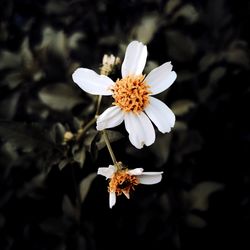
left=71, top=40, right=176, bottom=207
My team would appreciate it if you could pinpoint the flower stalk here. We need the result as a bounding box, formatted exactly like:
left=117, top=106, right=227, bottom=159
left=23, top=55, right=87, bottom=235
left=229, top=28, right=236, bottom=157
left=71, top=46, right=171, bottom=208
left=95, top=95, right=102, bottom=118
left=102, top=130, right=117, bottom=166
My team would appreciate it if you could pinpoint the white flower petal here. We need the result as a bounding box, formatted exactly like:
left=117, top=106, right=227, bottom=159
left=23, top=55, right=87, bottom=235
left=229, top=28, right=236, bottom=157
left=97, top=165, right=116, bottom=179
left=145, top=62, right=177, bottom=95
left=122, top=191, right=130, bottom=199
left=145, top=96, right=175, bottom=133
left=128, top=168, right=144, bottom=175
left=109, top=192, right=116, bottom=209
left=124, top=112, right=155, bottom=149
left=96, top=106, right=124, bottom=131
left=72, top=68, right=113, bottom=96
left=140, top=171, right=163, bottom=175
left=121, top=41, right=147, bottom=77
left=138, top=173, right=163, bottom=185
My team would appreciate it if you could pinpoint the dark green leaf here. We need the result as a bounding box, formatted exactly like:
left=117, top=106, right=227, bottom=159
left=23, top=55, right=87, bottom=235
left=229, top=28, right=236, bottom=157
left=79, top=173, right=97, bottom=203
left=0, top=121, right=54, bottom=151
left=96, top=130, right=124, bottom=150
left=72, top=144, right=86, bottom=168
left=50, top=122, right=66, bottom=144
left=189, top=181, right=224, bottom=211
left=165, top=31, right=196, bottom=62
left=39, top=83, right=83, bottom=111
left=171, top=100, right=196, bottom=116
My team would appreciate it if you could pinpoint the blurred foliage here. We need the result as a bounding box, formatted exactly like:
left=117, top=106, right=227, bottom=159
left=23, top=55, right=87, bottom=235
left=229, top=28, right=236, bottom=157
left=0, top=0, right=250, bottom=250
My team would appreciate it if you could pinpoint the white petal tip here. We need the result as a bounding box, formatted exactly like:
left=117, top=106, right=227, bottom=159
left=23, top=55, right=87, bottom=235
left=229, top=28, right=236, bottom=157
left=123, top=191, right=130, bottom=199
left=96, top=106, right=124, bottom=131
left=138, top=173, right=163, bottom=185
left=145, top=140, right=155, bottom=147
left=72, top=68, right=114, bottom=96
left=109, top=192, right=116, bottom=208
left=132, top=141, right=145, bottom=149
left=172, top=71, right=177, bottom=81
left=122, top=41, right=147, bottom=77
left=96, top=124, right=104, bottom=131
left=72, top=68, right=82, bottom=83
left=135, top=144, right=144, bottom=149
left=97, top=166, right=116, bottom=179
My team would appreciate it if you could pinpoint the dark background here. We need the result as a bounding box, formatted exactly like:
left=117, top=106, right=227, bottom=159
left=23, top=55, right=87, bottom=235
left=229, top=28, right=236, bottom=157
left=0, top=0, right=250, bottom=249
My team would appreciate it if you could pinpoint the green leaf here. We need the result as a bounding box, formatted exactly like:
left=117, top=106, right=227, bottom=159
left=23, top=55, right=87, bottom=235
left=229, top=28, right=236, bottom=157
left=58, top=159, right=70, bottom=171
left=165, top=0, right=181, bottom=14
left=189, top=181, right=224, bottom=211
left=0, top=93, right=20, bottom=119
left=79, top=173, right=97, bottom=203
left=38, top=27, right=68, bottom=58
left=72, top=144, right=86, bottom=168
left=0, top=121, right=54, bottom=151
left=3, top=72, right=23, bottom=89
left=171, top=100, right=196, bottom=116
left=185, top=214, right=206, bottom=228
left=174, top=130, right=203, bottom=163
left=165, top=31, right=196, bottom=62
left=150, top=133, right=172, bottom=167
left=132, top=14, right=160, bottom=44
left=50, top=123, right=66, bottom=145
left=0, top=121, right=62, bottom=170
left=223, top=45, right=250, bottom=68
left=62, top=195, right=77, bottom=219
left=39, top=83, right=83, bottom=111
left=199, top=53, right=218, bottom=72
left=172, top=4, right=199, bottom=24
left=68, top=32, right=86, bottom=50
left=174, top=121, right=188, bottom=131
left=83, top=129, right=99, bottom=151
left=90, top=132, right=101, bottom=161
left=208, top=67, right=226, bottom=85
left=39, top=217, right=67, bottom=237
left=0, top=50, right=21, bottom=70
left=96, top=130, right=124, bottom=150
left=16, top=173, right=47, bottom=198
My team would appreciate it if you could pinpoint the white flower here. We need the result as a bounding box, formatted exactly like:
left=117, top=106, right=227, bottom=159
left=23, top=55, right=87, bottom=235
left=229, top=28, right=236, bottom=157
left=97, top=164, right=163, bottom=208
left=72, top=41, right=177, bottom=149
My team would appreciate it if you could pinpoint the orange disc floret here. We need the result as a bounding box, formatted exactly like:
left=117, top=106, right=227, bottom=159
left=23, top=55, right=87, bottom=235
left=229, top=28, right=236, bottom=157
left=112, top=74, right=151, bottom=113
left=108, top=169, right=139, bottom=196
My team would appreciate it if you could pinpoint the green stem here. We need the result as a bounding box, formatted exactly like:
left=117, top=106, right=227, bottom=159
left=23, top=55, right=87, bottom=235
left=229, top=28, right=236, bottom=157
left=77, top=117, right=96, bottom=141
left=102, top=130, right=117, bottom=165
left=95, top=95, right=102, bottom=117
left=83, top=117, right=96, bottom=133
left=77, top=94, right=102, bottom=141
left=95, top=95, right=118, bottom=166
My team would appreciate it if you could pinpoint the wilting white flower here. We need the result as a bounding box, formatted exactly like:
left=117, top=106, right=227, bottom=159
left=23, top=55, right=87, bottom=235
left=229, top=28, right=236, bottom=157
left=72, top=41, right=177, bottom=149
left=97, top=164, right=163, bottom=208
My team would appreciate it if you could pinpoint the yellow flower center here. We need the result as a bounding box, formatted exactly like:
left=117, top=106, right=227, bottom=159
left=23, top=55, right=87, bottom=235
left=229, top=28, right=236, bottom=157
left=108, top=170, right=139, bottom=196
left=112, top=75, right=151, bottom=113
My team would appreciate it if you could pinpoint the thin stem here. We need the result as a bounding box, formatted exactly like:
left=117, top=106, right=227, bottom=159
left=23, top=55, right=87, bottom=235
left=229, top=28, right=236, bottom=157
left=95, top=95, right=118, bottom=166
left=95, top=95, right=102, bottom=117
left=77, top=94, right=102, bottom=141
left=77, top=117, right=96, bottom=141
left=102, top=130, right=117, bottom=165
left=82, top=117, right=96, bottom=133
